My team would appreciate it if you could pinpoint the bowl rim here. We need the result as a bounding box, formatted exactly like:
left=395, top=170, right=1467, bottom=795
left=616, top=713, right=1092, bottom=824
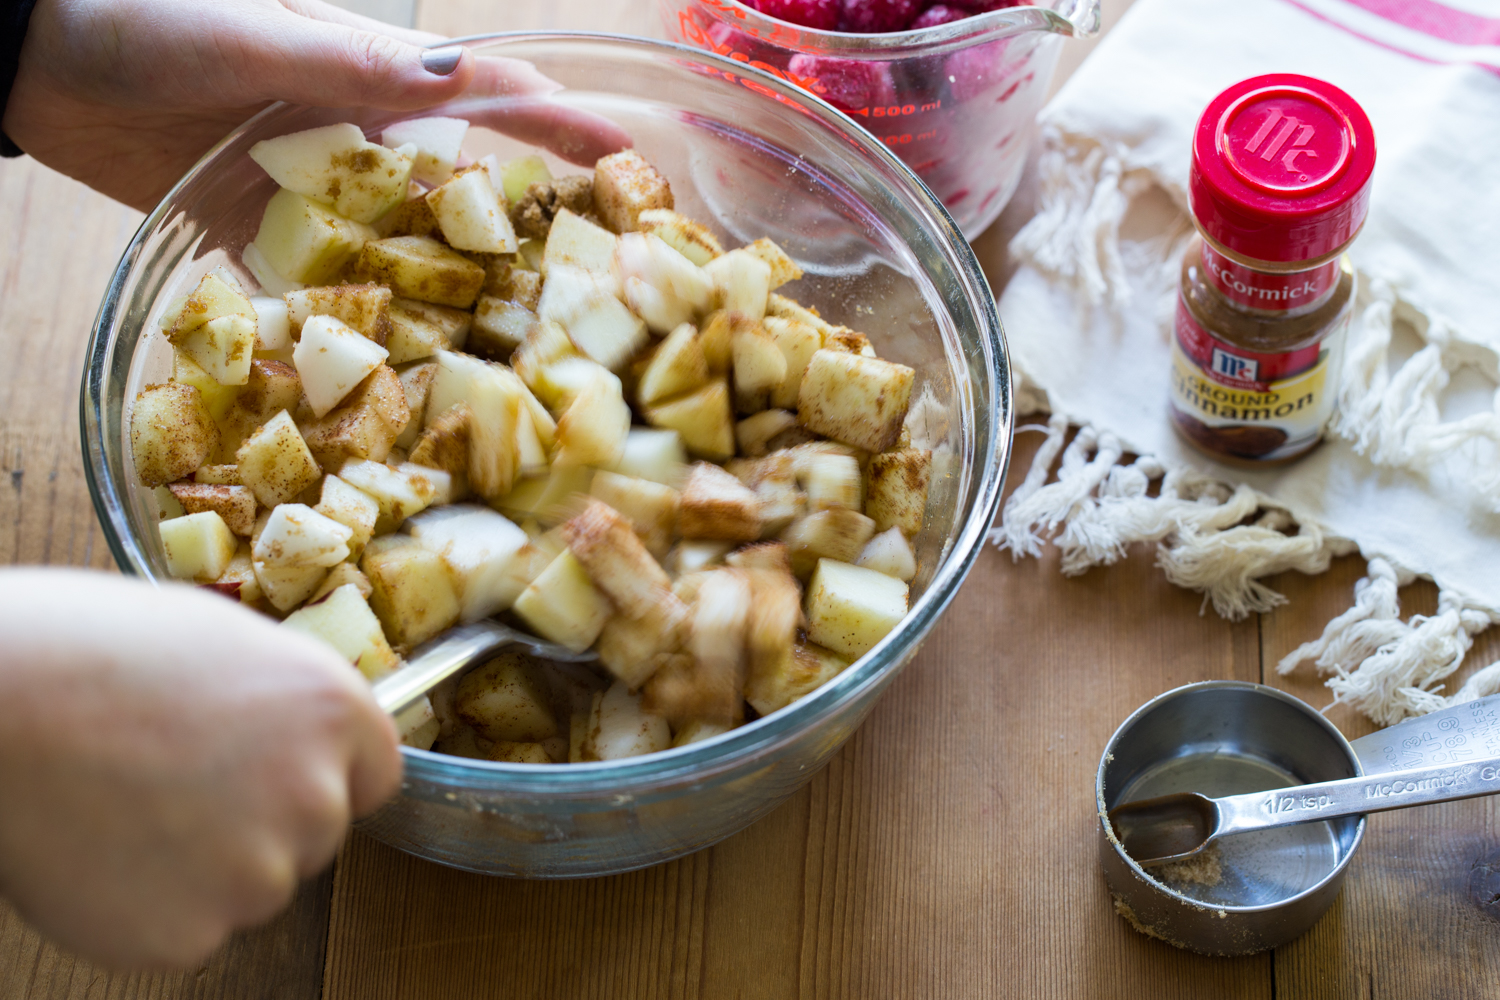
left=81, top=30, right=1013, bottom=795
left=671, top=0, right=1100, bottom=58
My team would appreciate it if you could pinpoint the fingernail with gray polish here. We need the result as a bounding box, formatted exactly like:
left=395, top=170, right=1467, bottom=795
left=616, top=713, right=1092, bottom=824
left=422, top=47, right=463, bottom=76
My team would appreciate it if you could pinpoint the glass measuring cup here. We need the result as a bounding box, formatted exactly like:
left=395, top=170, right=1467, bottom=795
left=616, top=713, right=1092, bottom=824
left=659, top=0, right=1101, bottom=237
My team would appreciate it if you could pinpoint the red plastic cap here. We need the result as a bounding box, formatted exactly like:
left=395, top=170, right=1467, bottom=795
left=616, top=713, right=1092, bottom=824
left=1190, top=74, right=1376, bottom=264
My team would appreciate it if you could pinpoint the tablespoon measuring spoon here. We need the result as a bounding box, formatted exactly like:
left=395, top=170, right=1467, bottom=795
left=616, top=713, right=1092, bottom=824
left=1110, top=750, right=1500, bottom=867
left=371, top=619, right=599, bottom=716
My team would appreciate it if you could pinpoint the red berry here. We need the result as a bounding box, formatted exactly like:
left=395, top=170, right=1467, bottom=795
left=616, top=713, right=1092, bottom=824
left=910, top=4, right=970, bottom=28
left=787, top=54, right=897, bottom=110
left=756, top=0, right=841, bottom=30
left=838, top=0, right=923, bottom=33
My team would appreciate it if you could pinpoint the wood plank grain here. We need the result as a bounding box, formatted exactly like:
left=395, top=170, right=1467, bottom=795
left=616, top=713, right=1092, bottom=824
left=0, top=157, right=338, bottom=1000
left=1264, top=560, right=1500, bottom=1000
left=320, top=430, right=1271, bottom=1000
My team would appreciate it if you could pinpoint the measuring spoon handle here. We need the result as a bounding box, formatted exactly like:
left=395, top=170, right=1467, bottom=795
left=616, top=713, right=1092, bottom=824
left=1213, top=755, right=1500, bottom=839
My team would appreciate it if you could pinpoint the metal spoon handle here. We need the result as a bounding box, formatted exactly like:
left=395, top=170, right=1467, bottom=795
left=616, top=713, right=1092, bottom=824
left=1214, top=754, right=1500, bottom=839
left=371, top=620, right=596, bottom=716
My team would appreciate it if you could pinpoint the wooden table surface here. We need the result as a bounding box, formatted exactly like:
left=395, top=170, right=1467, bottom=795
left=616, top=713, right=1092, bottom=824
left=2, top=1, right=1497, bottom=997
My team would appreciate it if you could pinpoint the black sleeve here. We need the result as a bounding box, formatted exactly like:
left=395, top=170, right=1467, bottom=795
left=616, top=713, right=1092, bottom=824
left=1, top=0, right=39, bottom=157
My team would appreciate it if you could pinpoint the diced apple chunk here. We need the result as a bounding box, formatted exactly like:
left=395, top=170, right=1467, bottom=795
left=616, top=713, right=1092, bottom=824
left=512, top=550, right=613, bottom=653
left=427, top=166, right=518, bottom=254
left=679, top=462, right=762, bottom=542
left=589, top=470, right=678, bottom=559
left=542, top=209, right=618, bottom=279
left=764, top=315, right=822, bottom=410
left=636, top=323, right=706, bottom=406
left=593, top=150, right=674, bottom=234
left=637, top=209, right=722, bottom=266
left=666, top=540, right=733, bottom=576
left=560, top=499, right=675, bottom=620
left=735, top=409, right=797, bottom=457
left=381, top=116, right=468, bottom=187
left=299, top=364, right=409, bottom=468
left=308, top=561, right=373, bottom=603
left=742, top=238, right=802, bottom=289
left=132, top=383, right=218, bottom=487
left=284, top=283, right=391, bottom=345
left=218, top=359, right=303, bottom=456
left=554, top=370, right=629, bottom=468
left=731, top=319, right=787, bottom=412
left=498, top=153, right=552, bottom=204
left=356, top=236, right=485, bottom=308
left=396, top=696, right=441, bottom=750
left=361, top=540, right=461, bottom=648
left=251, top=189, right=375, bottom=285
left=313, top=474, right=379, bottom=558
left=802, top=453, right=862, bottom=512
left=407, top=403, right=469, bottom=476
left=703, top=249, right=771, bottom=321
left=645, top=379, right=734, bottom=462
left=456, top=652, right=558, bottom=742
left=168, top=482, right=257, bottom=537
left=293, top=315, right=389, bottom=417
left=250, top=296, right=292, bottom=353
left=282, top=583, right=400, bottom=680
left=745, top=642, right=849, bottom=717
left=211, top=543, right=262, bottom=604
left=242, top=242, right=306, bottom=298
left=337, top=458, right=437, bottom=532
left=856, top=526, right=917, bottom=582
left=609, top=428, right=688, bottom=488
left=163, top=273, right=259, bottom=386
left=540, top=267, right=647, bottom=372
left=865, top=448, right=932, bottom=535
left=249, top=123, right=414, bottom=223
left=159, top=511, right=238, bottom=582
left=235, top=410, right=320, bottom=507
left=615, top=233, right=712, bottom=334
left=798, top=350, right=914, bottom=452
left=252, top=503, right=353, bottom=568
left=404, top=503, right=528, bottom=621
left=385, top=298, right=468, bottom=364
left=254, top=561, right=328, bottom=612
left=586, top=681, right=671, bottom=760
left=781, top=507, right=876, bottom=577
left=494, top=463, right=592, bottom=525
left=803, top=559, right=908, bottom=659
left=469, top=296, right=537, bottom=359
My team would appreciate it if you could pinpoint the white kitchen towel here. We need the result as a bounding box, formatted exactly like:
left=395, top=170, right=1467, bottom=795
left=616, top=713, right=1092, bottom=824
left=993, top=0, right=1500, bottom=725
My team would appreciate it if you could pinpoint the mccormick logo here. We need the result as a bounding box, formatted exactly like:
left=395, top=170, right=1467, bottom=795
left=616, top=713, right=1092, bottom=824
left=1212, top=347, right=1258, bottom=382
left=1244, top=109, right=1317, bottom=172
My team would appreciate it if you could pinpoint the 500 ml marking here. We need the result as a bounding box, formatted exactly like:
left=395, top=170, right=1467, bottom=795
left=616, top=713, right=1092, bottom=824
left=849, top=100, right=942, bottom=118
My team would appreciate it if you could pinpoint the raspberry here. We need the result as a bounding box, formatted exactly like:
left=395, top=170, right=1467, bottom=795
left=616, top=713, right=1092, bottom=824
left=837, top=0, right=923, bottom=33
left=756, top=0, right=841, bottom=30
left=943, top=38, right=1021, bottom=102
left=787, top=54, right=897, bottom=110
left=910, top=4, right=970, bottom=27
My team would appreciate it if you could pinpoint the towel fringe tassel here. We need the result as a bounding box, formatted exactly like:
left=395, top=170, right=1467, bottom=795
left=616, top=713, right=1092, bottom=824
left=990, top=419, right=1498, bottom=724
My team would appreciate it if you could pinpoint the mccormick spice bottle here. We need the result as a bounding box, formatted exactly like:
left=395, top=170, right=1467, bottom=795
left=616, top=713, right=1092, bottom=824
left=1169, top=73, right=1376, bottom=464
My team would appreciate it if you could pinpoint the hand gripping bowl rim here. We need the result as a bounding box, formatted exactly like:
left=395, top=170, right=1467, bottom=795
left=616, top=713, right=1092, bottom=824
left=80, top=30, right=1011, bottom=799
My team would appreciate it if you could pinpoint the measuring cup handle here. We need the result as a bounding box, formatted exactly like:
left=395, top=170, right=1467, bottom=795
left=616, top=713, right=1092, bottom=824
left=1213, top=755, right=1500, bottom=839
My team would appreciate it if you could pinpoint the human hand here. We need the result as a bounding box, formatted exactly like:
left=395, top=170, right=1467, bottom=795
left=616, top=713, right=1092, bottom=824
left=2, top=0, right=623, bottom=212
left=0, top=569, right=401, bottom=969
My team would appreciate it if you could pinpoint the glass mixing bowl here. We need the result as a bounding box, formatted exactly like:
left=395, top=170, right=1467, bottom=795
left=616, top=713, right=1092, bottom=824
left=81, top=33, right=1012, bottom=877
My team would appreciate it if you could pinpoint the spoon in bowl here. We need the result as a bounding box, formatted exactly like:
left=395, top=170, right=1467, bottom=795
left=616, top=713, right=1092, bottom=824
left=1110, top=752, right=1500, bottom=868
left=370, top=619, right=598, bottom=716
